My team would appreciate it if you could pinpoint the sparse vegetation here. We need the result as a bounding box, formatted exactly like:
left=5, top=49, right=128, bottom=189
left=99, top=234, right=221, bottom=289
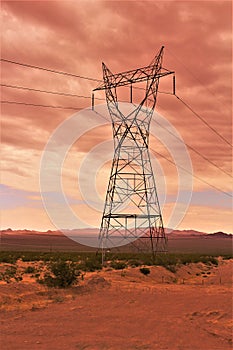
left=38, top=260, right=80, bottom=288
left=24, top=266, right=36, bottom=274
left=0, top=265, right=23, bottom=283
left=165, top=265, right=177, bottom=273
left=0, top=251, right=229, bottom=266
left=77, top=256, right=102, bottom=272
left=128, top=259, right=142, bottom=267
left=110, top=260, right=127, bottom=270
left=0, top=253, right=21, bottom=264
left=140, top=267, right=150, bottom=276
left=0, top=251, right=230, bottom=287
left=222, top=255, right=233, bottom=260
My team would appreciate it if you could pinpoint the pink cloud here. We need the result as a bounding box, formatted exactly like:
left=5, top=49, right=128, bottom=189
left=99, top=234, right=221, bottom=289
left=1, top=0, right=232, bottom=232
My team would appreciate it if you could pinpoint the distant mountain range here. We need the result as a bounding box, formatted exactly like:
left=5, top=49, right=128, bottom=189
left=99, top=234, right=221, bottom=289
left=1, top=228, right=232, bottom=238
left=167, top=229, right=232, bottom=238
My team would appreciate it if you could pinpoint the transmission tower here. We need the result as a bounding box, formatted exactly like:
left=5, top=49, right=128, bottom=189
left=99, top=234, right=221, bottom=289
left=94, top=46, right=174, bottom=255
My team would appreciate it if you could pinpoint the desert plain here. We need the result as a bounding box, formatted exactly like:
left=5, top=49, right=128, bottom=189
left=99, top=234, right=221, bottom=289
left=0, top=230, right=232, bottom=350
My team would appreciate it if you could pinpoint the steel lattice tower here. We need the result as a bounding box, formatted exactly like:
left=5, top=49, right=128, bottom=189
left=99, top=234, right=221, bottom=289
left=94, top=46, right=174, bottom=254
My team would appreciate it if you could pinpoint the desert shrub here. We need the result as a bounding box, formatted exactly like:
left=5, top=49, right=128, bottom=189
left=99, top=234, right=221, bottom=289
left=141, top=256, right=153, bottom=266
left=77, top=257, right=102, bottom=272
left=22, top=252, right=58, bottom=262
left=19, top=252, right=80, bottom=262
left=222, top=255, right=233, bottom=260
left=52, top=295, right=65, bottom=303
left=0, top=265, right=23, bottom=283
left=139, top=267, right=150, bottom=276
left=152, top=254, right=219, bottom=268
left=0, top=253, right=20, bottom=264
left=128, top=259, right=142, bottom=268
left=82, top=259, right=102, bottom=272
left=190, top=255, right=218, bottom=266
left=153, top=254, right=178, bottom=268
left=208, top=257, right=218, bottom=265
left=179, top=255, right=194, bottom=265
left=24, top=266, right=36, bottom=274
left=39, top=260, right=80, bottom=288
left=110, top=260, right=127, bottom=270
left=165, top=265, right=177, bottom=273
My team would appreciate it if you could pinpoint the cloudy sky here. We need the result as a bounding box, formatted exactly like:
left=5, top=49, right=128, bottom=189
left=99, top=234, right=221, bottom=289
left=1, top=0, right=232, bottom=233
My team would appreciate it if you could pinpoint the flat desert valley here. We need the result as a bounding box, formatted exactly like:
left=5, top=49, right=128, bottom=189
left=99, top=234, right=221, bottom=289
left=0, top=230, right=232, bottom=350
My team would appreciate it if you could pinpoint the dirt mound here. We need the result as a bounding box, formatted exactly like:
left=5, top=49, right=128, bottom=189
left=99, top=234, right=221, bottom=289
left=86, top=275, right=111, bottom=288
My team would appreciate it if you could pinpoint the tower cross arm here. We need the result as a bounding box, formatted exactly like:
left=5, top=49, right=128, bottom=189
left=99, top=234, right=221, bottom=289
left=93, top=68, right=174, bottom=91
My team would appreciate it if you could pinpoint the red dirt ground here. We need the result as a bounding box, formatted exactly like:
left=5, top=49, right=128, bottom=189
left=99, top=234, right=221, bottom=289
left=0, top=259, right=232, bottom=350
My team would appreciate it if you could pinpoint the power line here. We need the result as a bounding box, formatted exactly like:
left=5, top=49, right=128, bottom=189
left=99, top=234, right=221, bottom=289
left=0, top=58, right=187, bottom=95
left=1, top=58, right=231, bottom=174
left=2, top=96, right=230, bottom=179
left=2, top=83, right=231, bottom=150
left=1, top=58, right=102, bottom=82
left=166, top=48, right=231, bottom=113
left=1, top=100, right=231, bottom=197
left=154, top=119, right=232, bottom=178
left=92, top=110, right=232, bottom=198
left=150, top=148, right=232, bottom=198
left=93, top=109, right=111, bottom=123
left=1, top=100, right=83, bottom=110
left=2, top=86, right=231, bottom=176
left=175, top=95, right=232, bottom=147
left=1, top=83, right=105, bottom=100
left=1, top=82, right=172, bottom=102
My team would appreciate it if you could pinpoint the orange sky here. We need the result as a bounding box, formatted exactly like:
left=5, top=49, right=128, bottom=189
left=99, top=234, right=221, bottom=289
left=1, top=0, right=232, bottom=233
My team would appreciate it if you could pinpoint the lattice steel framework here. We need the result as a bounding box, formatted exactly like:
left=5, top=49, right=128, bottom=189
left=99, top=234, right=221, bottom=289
left=94, top=46, right=174, bottom=254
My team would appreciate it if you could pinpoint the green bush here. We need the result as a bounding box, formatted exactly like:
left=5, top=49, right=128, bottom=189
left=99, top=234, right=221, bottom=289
left=128, top=259, right=142, bottom=267
left=79, top=257, right=102, bottom=272
left=24, top=266, right=36, bottom=274
left=208, top=257, right=218, bottom=266
left=110, top=260, right=127, bottom=270
left=39, top=260, right=80, bottom=288
left=165, top=265, right=177, bottom=273
left=0, top=265, right=23, bottom=283
left=0, top=253, right=20, bottom=264
left=139, top=267, right=150, bottom=276
left=222, top=255, right=233, bottom=260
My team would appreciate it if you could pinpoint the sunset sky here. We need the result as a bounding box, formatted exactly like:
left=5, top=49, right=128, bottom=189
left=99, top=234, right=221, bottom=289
left=1, top=0, right=232, bottom=233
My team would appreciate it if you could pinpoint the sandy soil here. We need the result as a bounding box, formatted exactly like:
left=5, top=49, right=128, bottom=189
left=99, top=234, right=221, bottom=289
left=0, top=259, right=232, bottom=350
